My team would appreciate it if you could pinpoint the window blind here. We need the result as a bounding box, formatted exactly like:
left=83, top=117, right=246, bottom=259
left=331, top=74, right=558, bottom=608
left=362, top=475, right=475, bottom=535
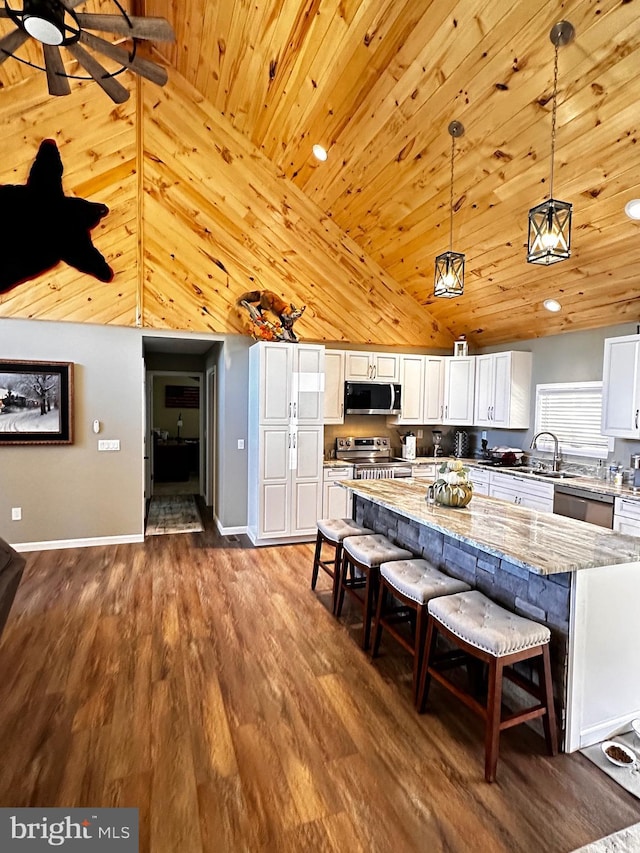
left=535, top=382, right=614, bottom=458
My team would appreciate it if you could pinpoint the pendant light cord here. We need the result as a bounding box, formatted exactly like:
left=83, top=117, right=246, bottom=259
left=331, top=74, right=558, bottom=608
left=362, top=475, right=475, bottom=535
left=449, top=133, right=455, bottom=253
left=549, top=42, right=559, bottom=200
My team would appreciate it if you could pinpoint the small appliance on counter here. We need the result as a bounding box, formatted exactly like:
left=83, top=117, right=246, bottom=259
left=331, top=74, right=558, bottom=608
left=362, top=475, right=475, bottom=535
left=432, top=430, right=443, bottom=457
left=478, top=446, right=525, bottom=467
left=632, top=454, right=640, bottom=491
left=453, top=430, right=469, bottom=459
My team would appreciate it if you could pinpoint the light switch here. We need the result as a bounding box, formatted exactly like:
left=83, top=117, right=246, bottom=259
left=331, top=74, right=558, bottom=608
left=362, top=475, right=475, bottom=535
left=98, top=439, right=121, bottom=451
left=237, top=439, right=245, bottom=450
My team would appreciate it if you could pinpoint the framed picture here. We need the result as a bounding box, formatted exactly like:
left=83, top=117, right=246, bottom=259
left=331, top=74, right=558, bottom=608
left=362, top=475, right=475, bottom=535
left=0, top=360, right=74, bottom=445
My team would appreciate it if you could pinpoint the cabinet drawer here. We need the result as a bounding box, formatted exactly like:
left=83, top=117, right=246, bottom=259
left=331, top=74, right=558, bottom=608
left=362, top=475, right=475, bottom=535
left=411, top=464, right=436, bottom=479
left=614, top=496, right=640, bottom=522
left=324, top=465, right=354, bottom=482
left=490, top=471, right=554, bottom=501
left=468, top=467, right=491, bottom=486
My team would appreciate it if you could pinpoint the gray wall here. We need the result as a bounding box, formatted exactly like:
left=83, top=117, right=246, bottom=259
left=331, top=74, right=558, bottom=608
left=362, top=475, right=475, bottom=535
left=1, top=318, right=145, bottom=545
left=477, top=322, right=640, bottom=465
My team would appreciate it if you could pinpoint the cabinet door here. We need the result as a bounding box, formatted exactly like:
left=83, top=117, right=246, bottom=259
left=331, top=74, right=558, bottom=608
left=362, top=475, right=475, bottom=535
left=323, top=481, right=352, bottom=518
left=345, top=352, right=373, bottom=380
left=443, top=357, right=475, bottom=425
left=474, top=354, right=494, bottom=426
left=291, top=427, right=323, bottom=535
left=259, top=428, right=291, bottom=537
left=489, top=484, right=520, bottom=505
left=602, top=336, right=640, bottom=438
left=259, top=343, right=291, bottom=424
left=291, top=345, right=324, bottom=424
left=491, top=352, right=512, bottom=427
left=424, top=357, right=445, bottom=423
left=389, top=355, right=424, bottom=424
left=373, top=353, right=400, bottom=382
left=324, top=350, right=345, bottom=424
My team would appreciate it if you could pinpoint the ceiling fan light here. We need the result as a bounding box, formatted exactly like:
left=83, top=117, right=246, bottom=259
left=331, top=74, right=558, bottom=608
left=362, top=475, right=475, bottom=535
left=527, top=198, right=572, bottom=264
left=312, top=144, right=328, bottom=162
left=624, top=199, right=640, bottom=220
left=434, top=251, right=465, bottom=298
left=23, top=15, right=64, bottom=45
left=543, top=298, right=562, bottom=312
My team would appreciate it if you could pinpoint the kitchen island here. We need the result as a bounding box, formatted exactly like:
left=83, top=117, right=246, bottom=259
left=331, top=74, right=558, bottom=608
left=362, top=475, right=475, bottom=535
left=339, top=477, right=640, bottom=752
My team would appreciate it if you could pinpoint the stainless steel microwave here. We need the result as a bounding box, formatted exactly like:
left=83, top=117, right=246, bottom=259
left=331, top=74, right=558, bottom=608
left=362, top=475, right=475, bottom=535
left=344, top=382, right=402, bottom=415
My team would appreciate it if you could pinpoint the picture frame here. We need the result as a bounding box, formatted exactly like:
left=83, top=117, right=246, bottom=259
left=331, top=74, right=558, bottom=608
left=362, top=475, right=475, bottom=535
left=0, top=360, right=74, bottom=445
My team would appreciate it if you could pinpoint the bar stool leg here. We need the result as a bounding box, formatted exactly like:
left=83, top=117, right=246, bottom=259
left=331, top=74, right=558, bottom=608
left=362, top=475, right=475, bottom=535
left=330, top=543, right=343, bottom=615
left=362, top=568, right=377, bottom=651
left=311, top=530, right=323, bottom=590
left=371, top=582, right=387, bottom=659
left=417, top=619, right=436, bottom=712
left=335, top=551, right=348, bottom=618
left=412, top=606, right=427, bottom=707
left=485, top=657, right=504, bottom=783
left=541, top=645, right=558, bottom=755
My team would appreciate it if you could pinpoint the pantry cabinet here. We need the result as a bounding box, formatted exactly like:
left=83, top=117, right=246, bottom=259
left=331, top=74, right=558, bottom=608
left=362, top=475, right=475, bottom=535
left=324, top=349, right=345, bottom=424
left=474, top=351, right=532, bottom=429
left=248, top=342, right=325, bottom=545
left=345, top=351, right=399, bottom=382
left=602, top=334, right=640, bottom=438
left=442, top=356, right=475, bottom=426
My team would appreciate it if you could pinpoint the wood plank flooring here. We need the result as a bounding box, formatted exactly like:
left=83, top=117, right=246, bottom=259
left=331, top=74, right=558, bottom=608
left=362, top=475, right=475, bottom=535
left=0, top=518, right=636, bottom=852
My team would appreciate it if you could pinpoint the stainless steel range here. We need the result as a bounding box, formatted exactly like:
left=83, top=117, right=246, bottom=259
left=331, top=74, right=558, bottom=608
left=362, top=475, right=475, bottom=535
left=335, top=436, right=412, bottom=479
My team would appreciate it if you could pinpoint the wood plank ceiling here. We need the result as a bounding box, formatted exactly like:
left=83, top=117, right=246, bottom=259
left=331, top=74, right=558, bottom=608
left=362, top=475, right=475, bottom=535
left=145, top=0, right=640, bottom=346
left=1, top=0, right=639, bottom=347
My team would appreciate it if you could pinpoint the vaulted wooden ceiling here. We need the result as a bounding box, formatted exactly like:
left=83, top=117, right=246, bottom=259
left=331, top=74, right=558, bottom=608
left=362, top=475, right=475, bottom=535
left=1, top=0, right=639, bottom=347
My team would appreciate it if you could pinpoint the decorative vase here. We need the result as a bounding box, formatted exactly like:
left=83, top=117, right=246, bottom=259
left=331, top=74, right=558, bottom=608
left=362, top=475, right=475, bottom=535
left=433, top=482, right=473, bottom=508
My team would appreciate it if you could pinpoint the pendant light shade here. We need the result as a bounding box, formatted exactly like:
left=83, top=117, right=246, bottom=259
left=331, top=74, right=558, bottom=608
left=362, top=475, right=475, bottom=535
left=434, top=121, right=465, bottom=298
left=527, top=21, right=574, bottom=265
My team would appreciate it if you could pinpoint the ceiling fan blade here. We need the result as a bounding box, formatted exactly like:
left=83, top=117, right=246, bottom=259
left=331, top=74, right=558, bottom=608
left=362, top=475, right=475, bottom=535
left=59, top=0, right=85, bottom=9
left=43, top=43, right=71, bottom=96
left=66, top=41, right=129, bottom=103
left=0, top=8, right=8, bottom=17
left=76, top=14, right=175, bottom=42
left=79, top=31, right=168, bottom=86
left=0, top=27, right=28, bottom=65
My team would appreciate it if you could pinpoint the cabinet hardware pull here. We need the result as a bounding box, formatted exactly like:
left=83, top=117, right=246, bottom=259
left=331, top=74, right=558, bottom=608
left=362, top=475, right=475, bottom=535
left=288, top=434, right=291, bottom=448
left=636, top=409, right=639, bottom=429
left=289, top=402, right=292, bottom=418
left=293, top=402, right=297, bottom=418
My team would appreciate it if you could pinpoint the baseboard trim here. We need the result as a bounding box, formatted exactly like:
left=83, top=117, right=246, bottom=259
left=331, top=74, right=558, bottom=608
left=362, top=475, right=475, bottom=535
left=11, top=533, right=145, bottom=553
left=214, top=518, right=247, bottom=537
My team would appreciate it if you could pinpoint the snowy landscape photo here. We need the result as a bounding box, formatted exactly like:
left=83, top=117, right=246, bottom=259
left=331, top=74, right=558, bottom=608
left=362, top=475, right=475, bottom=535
left=0, top=361, right=73, bottom=444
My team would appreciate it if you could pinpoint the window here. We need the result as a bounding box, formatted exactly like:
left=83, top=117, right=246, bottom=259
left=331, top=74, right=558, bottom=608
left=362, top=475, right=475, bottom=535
left=534, top=381, right=614, bottom=459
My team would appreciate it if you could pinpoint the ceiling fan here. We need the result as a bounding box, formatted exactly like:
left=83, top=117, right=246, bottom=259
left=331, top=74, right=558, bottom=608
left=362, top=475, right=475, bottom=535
left=0, top=0, right=175, bottom=103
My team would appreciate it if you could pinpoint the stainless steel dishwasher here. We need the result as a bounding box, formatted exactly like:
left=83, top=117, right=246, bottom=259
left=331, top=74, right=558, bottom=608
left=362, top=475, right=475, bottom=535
left=553, top=483, right=614, bottom=529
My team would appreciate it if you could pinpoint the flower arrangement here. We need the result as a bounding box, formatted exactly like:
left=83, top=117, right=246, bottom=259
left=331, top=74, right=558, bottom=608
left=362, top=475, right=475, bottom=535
left=432, top=459, right=473, bottom=507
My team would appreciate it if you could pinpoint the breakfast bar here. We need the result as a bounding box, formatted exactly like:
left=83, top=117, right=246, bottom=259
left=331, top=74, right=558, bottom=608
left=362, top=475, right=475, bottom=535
left=340, top=477, right=640, bottom=752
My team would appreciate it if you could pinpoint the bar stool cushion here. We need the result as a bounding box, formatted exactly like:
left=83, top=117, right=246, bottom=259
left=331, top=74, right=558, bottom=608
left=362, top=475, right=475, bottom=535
left=380, top=558, right=471, bottom=604
left=316, top=518, right=373, bottom=544
left=428, top=590, right=550, bottom=657
left=342, top=534, right=412, bottom=568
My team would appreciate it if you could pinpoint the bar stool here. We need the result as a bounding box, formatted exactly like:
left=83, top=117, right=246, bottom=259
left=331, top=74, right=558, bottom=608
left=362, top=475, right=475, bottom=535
left=417, top=590, right=558, bottom=782
left=371, top=559, right=471, bottom=706
left=311, top=518, right=373, bottom=613
left=335, top=534, right=413, bottom=650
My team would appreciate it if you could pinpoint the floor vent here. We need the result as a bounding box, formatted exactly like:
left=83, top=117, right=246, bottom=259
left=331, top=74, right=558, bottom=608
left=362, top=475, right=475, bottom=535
left=227, top=535, right=239, bottom=542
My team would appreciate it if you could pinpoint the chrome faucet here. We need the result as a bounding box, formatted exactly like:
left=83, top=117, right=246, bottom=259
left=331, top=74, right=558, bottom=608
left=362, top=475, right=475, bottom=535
left=530, top=431, right=561, bottom=472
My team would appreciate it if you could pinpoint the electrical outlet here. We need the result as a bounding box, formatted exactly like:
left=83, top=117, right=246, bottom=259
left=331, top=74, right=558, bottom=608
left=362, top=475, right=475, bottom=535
left=237, top=439, right=245, bottom=450
left=417, top=429, right=423, bottom=439
left=98, top=439, right=120, bottom=451
left=481, top=431, right=488, bottom=441
left=11, top=507, right=21, bottom=521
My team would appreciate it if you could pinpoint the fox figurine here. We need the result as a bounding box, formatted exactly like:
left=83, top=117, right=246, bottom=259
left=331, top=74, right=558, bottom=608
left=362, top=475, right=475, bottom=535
left=237, top=290, right=306, bottom=342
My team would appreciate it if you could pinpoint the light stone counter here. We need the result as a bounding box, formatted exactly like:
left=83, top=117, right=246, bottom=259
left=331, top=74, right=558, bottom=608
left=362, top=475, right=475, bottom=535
left=572, top=823, right=640, bottom=852
left=340, top=478, right=640, bottom=576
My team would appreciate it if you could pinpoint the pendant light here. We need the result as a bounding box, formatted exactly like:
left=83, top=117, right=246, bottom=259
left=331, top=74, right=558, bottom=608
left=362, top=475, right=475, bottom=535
left=527, top=21, right=574, bottom=265
left=434, top=120, right=465, bottom=298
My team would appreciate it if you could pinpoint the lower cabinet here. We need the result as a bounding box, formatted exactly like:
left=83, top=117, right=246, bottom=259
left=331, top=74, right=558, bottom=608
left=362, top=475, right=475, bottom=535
left=322, top=465, right=354, bottom=518
left=614, top=497, right=640, bottom=537
left=488, top=471, right=554, bottom=512
left=468, top=466, right=490, bottom=496
left=411, top=463, right=436, bottom=480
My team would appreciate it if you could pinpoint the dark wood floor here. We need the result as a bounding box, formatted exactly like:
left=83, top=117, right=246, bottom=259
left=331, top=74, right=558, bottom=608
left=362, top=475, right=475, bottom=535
left=0, top=516, right=636, bottom=853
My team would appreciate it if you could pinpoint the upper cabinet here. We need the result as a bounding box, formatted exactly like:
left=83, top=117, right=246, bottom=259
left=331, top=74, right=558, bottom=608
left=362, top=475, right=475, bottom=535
left=324, top=349, right=345, bottom=424
left=345, top=351, right=399, bottom=382
left=474, top=351, right=532, bottom=429
left=257, top=342, right=324, bottom=426
left=442, top=357, right=475, bottom=425
left=602, top=335, right=640, bottom=438
left=387, top=354, right=425, bottom=425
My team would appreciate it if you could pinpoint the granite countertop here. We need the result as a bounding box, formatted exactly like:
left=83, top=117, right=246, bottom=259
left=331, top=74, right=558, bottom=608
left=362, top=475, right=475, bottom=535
left=571, top=822, right=640, bottom=852
left=338, top=478, right=640, bottom=576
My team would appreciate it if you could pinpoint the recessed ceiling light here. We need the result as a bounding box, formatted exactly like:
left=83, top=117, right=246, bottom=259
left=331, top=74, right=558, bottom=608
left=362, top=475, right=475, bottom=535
left=312, top=144, right=328, bottom=162
left=625, top=199, right=640, bottom=220
left=543, top=298, right=562, bottom=312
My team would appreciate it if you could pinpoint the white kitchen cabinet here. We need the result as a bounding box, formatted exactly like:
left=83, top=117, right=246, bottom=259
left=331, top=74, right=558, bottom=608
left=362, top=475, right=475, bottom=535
left=489, top=471, right=554, bottom=512
left=324, top=349, right=345, bottom=424
left=474, top=351, right=532, bottom=429
left=442, top=357, right=475, bottom=426
left=602, top=335, right=640, bottom=438
left=423, top=356, right=446, bottom=423
left=323, top=465, right=354, bottom=517
left=387, top=354, right=425, bottom=424
left=248, top=342, right=325, bottom=545
left=468, top=466, right=490, bottom=496
left=345, top=351, right=399, bottom=382
left=613, top=497, right=640, bottom=537
left=411, top=463, right=437, bottom=480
